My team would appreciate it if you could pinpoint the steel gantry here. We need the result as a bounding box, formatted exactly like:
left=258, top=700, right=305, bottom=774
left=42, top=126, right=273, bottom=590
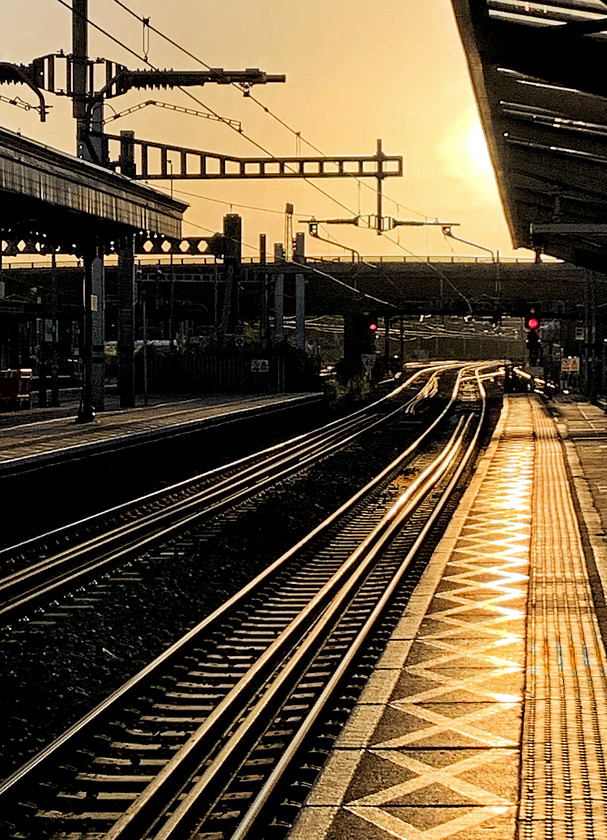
left=111, top=131, right=402, bottom=183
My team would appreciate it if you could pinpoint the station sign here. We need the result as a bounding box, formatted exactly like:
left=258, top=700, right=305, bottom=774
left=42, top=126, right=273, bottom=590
left=361, top=353, right=377, bottom=372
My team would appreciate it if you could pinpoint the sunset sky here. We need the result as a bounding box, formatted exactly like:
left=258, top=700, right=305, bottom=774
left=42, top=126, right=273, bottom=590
left=1, top=0, right=528, bottom=261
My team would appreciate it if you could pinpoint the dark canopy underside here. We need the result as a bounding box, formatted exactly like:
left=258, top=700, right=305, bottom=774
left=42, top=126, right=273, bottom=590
left=0, top=126, right=186, bottom=253
left=452, top=0, right=607, bottom=272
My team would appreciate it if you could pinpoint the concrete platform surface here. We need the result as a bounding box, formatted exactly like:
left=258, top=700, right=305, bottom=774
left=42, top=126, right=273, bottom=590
left=290, top=394, right=607, bottom=840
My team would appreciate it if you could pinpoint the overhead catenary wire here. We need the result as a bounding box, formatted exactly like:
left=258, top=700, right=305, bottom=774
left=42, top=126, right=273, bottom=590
left=381, top=233, right=473, bottom=313
left=99, top=0, right=478, bottom=309
left=55, top=0, right=363, bottom=218
left=160, top=178, right=471, bottom=312
left=60, top=0, right=440, bottom=242
left=153, top=182, right=314, bottom=218
left=52, top=0, right=256, bottom=132
left=55, top=0, right=473, bottom=310
left=107, top=0, right=430, bottom=220
left=177, top=216, right=396, bottom=308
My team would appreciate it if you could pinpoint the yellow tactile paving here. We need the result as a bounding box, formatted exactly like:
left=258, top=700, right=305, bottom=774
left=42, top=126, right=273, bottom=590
left=289, top=395, right=607, bottom=840
left=518, top=400, right=607, bottom=837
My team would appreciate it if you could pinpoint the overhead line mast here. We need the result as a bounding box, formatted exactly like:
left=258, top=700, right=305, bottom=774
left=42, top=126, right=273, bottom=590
left=0, top=1, right=402, bottom=200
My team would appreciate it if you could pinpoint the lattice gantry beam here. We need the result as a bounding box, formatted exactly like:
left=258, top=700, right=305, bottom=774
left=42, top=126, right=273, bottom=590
left=109, top=131, right=403, bottom=181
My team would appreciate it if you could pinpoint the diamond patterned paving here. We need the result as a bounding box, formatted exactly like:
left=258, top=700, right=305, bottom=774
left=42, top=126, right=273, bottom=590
left=289, top=395, right=607, bottom=840
left=290, top=397, right=532, bottom=839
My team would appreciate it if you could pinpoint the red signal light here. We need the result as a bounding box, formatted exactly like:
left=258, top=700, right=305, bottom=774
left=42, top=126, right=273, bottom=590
left=527, top=317, right=539, bottom=330
left=368, top=321, right=378, bottom=332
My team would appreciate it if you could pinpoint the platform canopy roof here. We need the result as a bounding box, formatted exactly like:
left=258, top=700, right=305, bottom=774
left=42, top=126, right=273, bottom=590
left=0, top=126, right=187, bottom=254
left=452, top=0, right=607, bottom=272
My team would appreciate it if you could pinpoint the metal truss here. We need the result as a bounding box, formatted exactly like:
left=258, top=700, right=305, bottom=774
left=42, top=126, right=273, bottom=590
left=109, top=131, right=403, bottom=181
left=104, top=100, right=242, bottom=132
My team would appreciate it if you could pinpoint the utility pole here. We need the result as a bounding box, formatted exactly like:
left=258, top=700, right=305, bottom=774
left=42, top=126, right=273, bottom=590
left=73, top=0, right=106, bottom=420
left=220, top=214, right=242, bottom=339
left=376, top=139, right=384, bottom=234
left=259, top=234, right=270, bottom=348
left=49, top=252, right=60, bottom=407
left=273, top=244, right=285, bottom=344
left=168, top=161, right=175, bottom=350
left=117, top=235, right=136, bottom=408
left=294, top=232, right=306, bottom=351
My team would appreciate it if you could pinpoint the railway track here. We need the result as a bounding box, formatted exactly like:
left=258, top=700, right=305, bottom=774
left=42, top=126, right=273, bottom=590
left=0, top=364, right=456, bottom=626
left=0, top=363, right=497, bottom=840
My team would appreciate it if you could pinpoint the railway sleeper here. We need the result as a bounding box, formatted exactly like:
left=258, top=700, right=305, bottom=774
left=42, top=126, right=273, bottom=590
left=76, top=772, right=156, bottom=786
left=108, top=740, right=168, bottom=753
left=213, top=644, right=270, bottom=654
left=187, top=664, right=249, bottom=676
left=166, top=688, right=227, bottom=699
left=288, top=691, right=317, bottom=702
left=55, top=789, right=140, bottom=807
left=239, top=772, right=265, bottom=784
left=35, top=807, right=121, bottom=832
left=157, top=728, right=204, bottom=739
left=208, top=808, right=242, bottom=823
left=141, top=715, right=208, bottom=725
left=150, top=702, right=215, bottom=712
left=219, top=790, right=256, bottom=803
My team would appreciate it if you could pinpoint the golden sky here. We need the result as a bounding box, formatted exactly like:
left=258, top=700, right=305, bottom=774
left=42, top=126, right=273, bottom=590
left=1, top=0, right=530, bottom=261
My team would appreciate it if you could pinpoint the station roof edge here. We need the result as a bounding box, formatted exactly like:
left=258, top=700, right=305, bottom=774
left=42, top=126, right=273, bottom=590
left=0, top=125, right=188, bottom=240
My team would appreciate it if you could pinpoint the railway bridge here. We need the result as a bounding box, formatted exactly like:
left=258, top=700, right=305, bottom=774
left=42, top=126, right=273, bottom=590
left=132, top=254, right=600, bottom=319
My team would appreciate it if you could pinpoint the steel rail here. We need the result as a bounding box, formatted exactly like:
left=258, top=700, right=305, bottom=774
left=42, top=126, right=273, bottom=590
left=0, top=368, right=445, bottom=623
left=0, top=416, right=371, bottom=620
left=89, top=366, right=488, bottom=840
left=0, top=364, right=471, bottom=802
left=0, top=364, right=437, bottom=565
left=146, top=413, right=476, bottom=840
left=232, top=367, right=488, bottom=839
left=0, top=414, right=368, bottom=594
